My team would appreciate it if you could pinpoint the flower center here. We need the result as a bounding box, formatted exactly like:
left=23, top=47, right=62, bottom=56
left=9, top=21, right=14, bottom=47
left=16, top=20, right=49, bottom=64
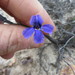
left=33, top=23, right=41, bottom=29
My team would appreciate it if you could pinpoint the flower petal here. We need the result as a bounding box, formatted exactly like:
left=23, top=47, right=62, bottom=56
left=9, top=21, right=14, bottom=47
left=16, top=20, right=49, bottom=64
left=30, top=15, right=44, bottom=26
left=41, top=24, right=54, bottom=34
left=34, top=30, right=44, bottom=44
left=37, top=15, right=44, bottom=25
left=22, top=27, right=34, bottom=38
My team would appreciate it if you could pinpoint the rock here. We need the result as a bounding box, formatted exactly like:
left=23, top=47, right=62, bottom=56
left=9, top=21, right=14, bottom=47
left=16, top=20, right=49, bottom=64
left=0, top=45, right=57, bottom=75
left=0, top=8, right=16, bottom=23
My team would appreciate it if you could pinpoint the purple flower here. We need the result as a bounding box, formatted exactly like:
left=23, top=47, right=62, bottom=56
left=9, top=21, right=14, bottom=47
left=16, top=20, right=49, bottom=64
left=22, top=15, right=54, bottom=44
